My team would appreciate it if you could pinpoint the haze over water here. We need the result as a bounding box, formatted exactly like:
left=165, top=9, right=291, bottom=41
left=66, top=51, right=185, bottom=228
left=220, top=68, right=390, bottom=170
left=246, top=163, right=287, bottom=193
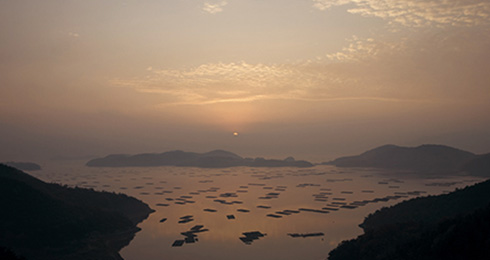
left=30, top=162, right=484, bottom=260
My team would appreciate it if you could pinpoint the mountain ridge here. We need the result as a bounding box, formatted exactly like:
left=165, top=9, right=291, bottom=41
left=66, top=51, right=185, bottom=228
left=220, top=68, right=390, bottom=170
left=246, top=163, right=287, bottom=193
left=324, top=144, right=488, bottom=175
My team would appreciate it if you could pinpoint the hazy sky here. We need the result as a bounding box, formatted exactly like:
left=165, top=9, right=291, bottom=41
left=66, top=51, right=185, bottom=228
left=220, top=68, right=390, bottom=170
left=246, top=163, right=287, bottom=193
left=1, top=0, right=490, bottom=162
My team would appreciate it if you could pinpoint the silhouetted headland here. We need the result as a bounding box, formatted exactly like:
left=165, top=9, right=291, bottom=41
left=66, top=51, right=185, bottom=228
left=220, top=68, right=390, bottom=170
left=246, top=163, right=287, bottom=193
left=86, top=150, right=313, bottom=168
left=3, top=162, right=41, bottom=171
left=0, top=164, right=154, bottom=260
left=328, top=179, right=490, bottom=260
left=324, top=144, right=490, bottom=175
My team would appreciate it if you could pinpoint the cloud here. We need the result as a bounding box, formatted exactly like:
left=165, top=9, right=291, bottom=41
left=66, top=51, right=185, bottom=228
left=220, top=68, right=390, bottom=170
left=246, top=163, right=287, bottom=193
left=109, top=57, right=421, bottom=107
left=313, top=0, right=352, bottom=11
left=68, top=32, right=80, bottom=37
left=313, top=0, right=490, bottom=28
left=325, top=36, right=397, bottom=62
left=112, top=62, right=333, bottom=105
left=203, top=1, right=228, bottom=14
left=113, top=60, right=384, bottom=106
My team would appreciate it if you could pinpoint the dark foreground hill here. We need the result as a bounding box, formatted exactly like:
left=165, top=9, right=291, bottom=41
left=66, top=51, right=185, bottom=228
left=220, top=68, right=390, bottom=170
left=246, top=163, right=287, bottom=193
left=325, top=144, right=481, bottom=174
left=0, top=164, right=154, bottom=260
left=86, top=149, right=313, bottom=168
left=328, top=179, right=490, bottom=260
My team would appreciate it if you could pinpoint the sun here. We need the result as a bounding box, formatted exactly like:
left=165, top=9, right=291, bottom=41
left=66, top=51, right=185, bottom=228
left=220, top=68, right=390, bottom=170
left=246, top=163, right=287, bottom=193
left=233, top=132, right=239, bottom=137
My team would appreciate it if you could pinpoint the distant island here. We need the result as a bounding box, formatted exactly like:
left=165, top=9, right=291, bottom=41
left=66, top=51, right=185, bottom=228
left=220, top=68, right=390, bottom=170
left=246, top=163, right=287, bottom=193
left=461, top=153, right=490, bottom=177
left=0, top=164, right=154, bottom=260
left=2, top=161, right=41, bottom=171
left=324, top=144, right=490, bottom=176
left=328, top=178, right=490, bottom=260
left=86, top=149, right=314, bottom=168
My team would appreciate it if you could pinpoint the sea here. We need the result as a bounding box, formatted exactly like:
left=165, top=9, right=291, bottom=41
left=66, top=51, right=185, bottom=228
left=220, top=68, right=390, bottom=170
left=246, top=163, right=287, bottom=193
left=30, top=161, right=484, bottom=260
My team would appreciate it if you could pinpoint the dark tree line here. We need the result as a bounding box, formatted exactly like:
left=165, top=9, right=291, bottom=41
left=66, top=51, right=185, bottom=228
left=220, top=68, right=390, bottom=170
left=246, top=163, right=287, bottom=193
left=328, top=179, right=490, bottom=260
left=0, top=164, right=153, bottom=260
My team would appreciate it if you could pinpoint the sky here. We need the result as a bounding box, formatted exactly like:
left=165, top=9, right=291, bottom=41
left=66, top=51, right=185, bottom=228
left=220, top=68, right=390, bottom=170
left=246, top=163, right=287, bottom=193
left=1, top=0, right=490, bottom=162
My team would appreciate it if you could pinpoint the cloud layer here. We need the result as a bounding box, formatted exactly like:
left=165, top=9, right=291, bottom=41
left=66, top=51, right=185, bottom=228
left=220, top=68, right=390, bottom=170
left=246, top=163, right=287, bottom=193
left=313, top=0, right=490, bottom=27
left=113, top=26, right=490, bottom=108
left=111, top=0, right=490, bottom=108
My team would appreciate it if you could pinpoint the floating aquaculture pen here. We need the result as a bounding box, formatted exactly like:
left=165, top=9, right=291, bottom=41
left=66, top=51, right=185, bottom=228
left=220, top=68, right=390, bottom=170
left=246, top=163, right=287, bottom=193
left=239, top=231, right=266, bottom=245
left=287, top=232, right=324, bottom=238
left=257, top=205, right=271, bottom=209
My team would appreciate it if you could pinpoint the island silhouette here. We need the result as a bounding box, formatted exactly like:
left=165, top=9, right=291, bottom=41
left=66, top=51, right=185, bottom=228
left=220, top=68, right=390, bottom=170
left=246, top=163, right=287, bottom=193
left=324, top=144, right=490, bottom=176
left=86, top=149, right=314, bottom=168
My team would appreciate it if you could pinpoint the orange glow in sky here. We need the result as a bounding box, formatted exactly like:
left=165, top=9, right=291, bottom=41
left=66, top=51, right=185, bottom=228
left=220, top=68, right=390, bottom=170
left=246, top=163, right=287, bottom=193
left=1, top=0, right=489, bottom=161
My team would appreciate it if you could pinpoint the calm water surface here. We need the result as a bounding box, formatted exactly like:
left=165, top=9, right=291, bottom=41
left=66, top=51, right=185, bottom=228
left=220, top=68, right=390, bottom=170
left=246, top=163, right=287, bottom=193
left=31, top=162, right=483, bottom=260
